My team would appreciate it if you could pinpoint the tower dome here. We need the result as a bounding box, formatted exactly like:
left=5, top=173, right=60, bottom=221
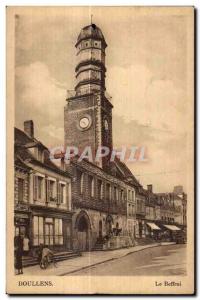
left=76, top=24, right=107, bottom=48
left=75, top=23, right=107, bottom=96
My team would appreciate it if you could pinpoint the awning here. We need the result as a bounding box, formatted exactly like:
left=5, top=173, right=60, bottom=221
left=164, top=225, right=181, bottom=231
left=147, top=222, right=161, bottom=230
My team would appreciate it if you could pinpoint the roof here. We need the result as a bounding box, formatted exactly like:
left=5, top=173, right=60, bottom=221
left=114, top=157, right=141, bottom=188
left=15, top=127, right=48, bottom=151
left=76, top=24, right=107, bottom=47
left=156, top=192, right=182, bottom=201
left=15, top=127, right=71, bottom=178
left=15, top=156, right=32, bottom=172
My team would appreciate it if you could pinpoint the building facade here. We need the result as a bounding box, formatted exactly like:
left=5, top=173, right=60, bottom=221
left=15, top=122, right=73, bottom=254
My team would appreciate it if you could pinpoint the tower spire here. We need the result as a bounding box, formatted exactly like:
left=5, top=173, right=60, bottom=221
left=91, top=14, right=93, bottom=24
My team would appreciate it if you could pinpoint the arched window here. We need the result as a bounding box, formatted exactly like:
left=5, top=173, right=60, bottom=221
left=97, top=179, right=103, bottom=200
left=91, top=177, right=94, bottom=198
left=80, top=173, right=84, bottom=194
left=100, top=182, right=103, bottom=199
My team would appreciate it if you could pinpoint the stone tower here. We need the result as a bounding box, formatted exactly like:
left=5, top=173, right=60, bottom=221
left=64, top=23, right=113, bottom=170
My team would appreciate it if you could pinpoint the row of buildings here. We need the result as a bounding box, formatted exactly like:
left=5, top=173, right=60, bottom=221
left=14, top=23, right=187, bottom=254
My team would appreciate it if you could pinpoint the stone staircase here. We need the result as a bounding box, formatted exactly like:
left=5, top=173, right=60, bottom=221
left=22, top=251, right=81, bottom=268
left=93, top=235, right=135, bottom=251
left=92, top=237, right=106, bottom=251
left=92, top=241, right=105, bottom=251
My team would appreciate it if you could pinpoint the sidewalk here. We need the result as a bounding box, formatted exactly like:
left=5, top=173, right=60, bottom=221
left=20, top=242, right=175, bottom=276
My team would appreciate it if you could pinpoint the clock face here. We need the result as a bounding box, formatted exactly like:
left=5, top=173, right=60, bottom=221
left=79, top=117, right=90, bottom=129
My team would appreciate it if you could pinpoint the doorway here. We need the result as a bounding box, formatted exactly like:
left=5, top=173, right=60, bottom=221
left=77, top=215, right=89, bottom=251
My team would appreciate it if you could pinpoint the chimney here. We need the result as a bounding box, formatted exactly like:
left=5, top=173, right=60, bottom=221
left=173, top=185, right=183, bottom=194
left=147, top=184, right=153, bottom=193
left=24, top=120, right=34, bottom=137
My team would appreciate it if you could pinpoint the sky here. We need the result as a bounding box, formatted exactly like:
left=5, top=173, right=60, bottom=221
left=14, top=7, right=192, bottom=193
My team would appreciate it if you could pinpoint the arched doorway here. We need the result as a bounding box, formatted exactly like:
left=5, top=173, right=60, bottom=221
left=105, top=215, right=113, bottom=235
left=75, top=211, right=91, bottom=251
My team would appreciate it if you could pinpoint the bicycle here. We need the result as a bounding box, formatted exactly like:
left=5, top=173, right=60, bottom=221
left=39, top=255, right=57, bottom=269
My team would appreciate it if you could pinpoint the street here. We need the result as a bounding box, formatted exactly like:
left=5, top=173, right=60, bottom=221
left=71, top=244, right=186, bottom=276
left=20, top=243, right=186, bottom=276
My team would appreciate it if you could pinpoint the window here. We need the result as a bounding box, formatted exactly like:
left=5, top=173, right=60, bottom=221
left=46, top=179, right=56, bottom=202
left=33, top=216, right=64, bottom=246
left=49, top=180, right=55, bottom=200
left=97, top=179, right=103, bottom=199
left=18, top=178, right=24, bottom=202
left=106, top=183, right=111, bottom=200
left=66, top=183, right=70, bottom=208
left=33, top=175, right=44, bottom=201
left=132, top=205, right=135, bottom=216
left=114, top=186, right=118, bottom=202
left=38, top=177, right=43, bottom=199
left=128, top=204, right=131, bottom=217
left=60, top=183, right=65, bottom=204
left=38, top=149, right=44, bottom=162
left=80, top=173, right=84, bottom=195
left=132, top=191, right=134, bottom=201
left=88, top=175, right=94, bottom=198
left=45, top=218, right=54, bottom=245
left=33, top=216, right=44, bottom=246
left=120, top=189, right=124, bottom=201
left=54, top=219, right=63, bottom=245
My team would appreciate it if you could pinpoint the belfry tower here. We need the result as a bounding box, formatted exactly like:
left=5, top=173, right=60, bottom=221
left=64, top=23, right=113, bottom=170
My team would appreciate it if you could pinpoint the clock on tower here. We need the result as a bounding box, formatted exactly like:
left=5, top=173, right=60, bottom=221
left=64, top=23, right=113, bottom=170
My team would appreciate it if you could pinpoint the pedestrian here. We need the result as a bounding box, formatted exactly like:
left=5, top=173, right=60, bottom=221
left=23, top=234, right=30, bottom=256
left=14, top=232, right=24, bottom=275
left=37, top=243, right=44, bottom=264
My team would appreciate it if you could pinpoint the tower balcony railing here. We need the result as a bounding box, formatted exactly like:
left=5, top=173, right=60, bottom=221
left=66, top=90, right=76, bottom=99
left=104, top=91, right=112, bottom=103
left=66, top=89, right=112, bottom=103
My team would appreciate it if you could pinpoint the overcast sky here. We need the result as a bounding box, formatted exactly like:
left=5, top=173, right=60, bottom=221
left=15, top=7, right=192, bottom=193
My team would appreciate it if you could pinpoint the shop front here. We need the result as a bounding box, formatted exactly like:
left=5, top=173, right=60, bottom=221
left=146, top=222, right=161, bottom=240
left=14, top=202, right=30, bottom=238
left=14, top=212, right=30, bottom=237
left=30, top=205, right=73, bottom=255
left=162, top=224, right=183, bottom=243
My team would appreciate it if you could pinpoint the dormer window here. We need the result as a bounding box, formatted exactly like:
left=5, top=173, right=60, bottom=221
left=38, top=149, right=44, bottom=162
left=29, top=147, right=44, bottom=162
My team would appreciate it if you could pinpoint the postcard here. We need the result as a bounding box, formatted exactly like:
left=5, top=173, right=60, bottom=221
left=6, top=6, right=195, bottom=294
